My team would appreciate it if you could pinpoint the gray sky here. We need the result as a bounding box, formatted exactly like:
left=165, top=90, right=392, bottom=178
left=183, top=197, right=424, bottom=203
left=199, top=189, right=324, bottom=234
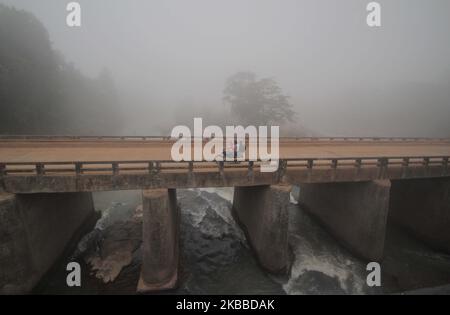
left=2, top=0, right=450, bottom=136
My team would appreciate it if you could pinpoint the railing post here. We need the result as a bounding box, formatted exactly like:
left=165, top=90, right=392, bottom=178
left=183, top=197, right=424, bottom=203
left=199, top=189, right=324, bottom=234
left=401, top=157, right=410, bottom=178
left=218, top=160, right=224, bottom=176
left=247, top=160, right=254, bottom=178
left=443, top=157, right=449, bottom=174
left=75, top=162, right=82, bottom=175
left=0, top=163, right=6, bottom=177
left=277, top=159, right=287, bottom=181
left=149, top=161, right=161, bottom=174
left=354, top=158, right=362, bottom=179
left=377, top=158, right=388, bottom=179
left=112, top=162, right=119, bottom=176
left=148, top=162, right=153, bottom=174
left=36, top=163, right=45, bottom=175
left=331, top=159, right=338, bottom=169
left=402, top=157, right=410, bottom=167
left=330, top=159, right=338, bottom=181
left=306, top=159, right=314, bottom=181
left=377, top=157, right=388, bottom=167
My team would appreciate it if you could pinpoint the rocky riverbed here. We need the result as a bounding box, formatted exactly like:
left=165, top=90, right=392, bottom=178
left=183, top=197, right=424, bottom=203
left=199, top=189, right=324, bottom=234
left=34, top=188, right=450, bottom=294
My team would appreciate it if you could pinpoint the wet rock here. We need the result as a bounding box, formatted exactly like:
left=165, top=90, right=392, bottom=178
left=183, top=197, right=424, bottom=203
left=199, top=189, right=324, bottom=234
left=84, top=207, right=142, bottom=283
left=33, top=188, right=450, bottom=294
left=289, top=270, right=346, bottom=295
left=176, top=189, right=284, bottom=294
left=179, top=190, right=245, bottom=273
left=285, top=203, right=369, bottom=295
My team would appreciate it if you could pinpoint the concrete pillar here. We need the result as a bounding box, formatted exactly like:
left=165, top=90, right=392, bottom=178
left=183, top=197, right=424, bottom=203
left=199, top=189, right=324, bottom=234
left=299, top=180, right=391, bottom=261
left=0, top=192, right=95, bottom=294
left=138, top=189, right=179, bottom=292
left=232, top=185, right=290, bottom=274
left=389, top=178, right=450, bottom=253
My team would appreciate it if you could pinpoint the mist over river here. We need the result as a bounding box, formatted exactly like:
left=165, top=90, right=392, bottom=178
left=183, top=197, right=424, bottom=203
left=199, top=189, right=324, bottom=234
left=34, top=188, right=450, bottom=295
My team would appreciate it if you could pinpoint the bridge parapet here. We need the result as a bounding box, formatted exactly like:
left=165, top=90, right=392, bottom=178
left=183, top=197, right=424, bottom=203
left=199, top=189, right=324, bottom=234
left=1, top=155, right=448, bottom=176
left=1, top=135, right=450, bottom=144
left=1, top=155, right=449, bottom=193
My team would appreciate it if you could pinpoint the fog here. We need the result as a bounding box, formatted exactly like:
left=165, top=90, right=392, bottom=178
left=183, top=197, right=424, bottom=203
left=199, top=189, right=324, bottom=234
left=1, top=0, right=450, bottom=136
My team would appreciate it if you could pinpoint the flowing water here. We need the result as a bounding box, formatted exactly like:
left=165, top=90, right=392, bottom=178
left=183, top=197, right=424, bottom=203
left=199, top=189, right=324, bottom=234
left=35, top=188, right=450, bottom=294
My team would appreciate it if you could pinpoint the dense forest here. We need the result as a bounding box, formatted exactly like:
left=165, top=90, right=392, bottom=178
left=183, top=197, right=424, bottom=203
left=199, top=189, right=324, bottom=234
left=0, top=5, right=122, bottom=135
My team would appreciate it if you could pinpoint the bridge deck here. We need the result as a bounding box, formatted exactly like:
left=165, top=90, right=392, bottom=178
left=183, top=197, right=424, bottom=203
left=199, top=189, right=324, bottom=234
left=1, top=138, right=450, bottom=162
left=1, top=137, right=449, bottom=193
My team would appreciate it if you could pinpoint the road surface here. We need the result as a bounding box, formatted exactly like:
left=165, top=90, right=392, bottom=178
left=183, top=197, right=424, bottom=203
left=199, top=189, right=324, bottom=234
left=1, top=138, right=450, bottom=163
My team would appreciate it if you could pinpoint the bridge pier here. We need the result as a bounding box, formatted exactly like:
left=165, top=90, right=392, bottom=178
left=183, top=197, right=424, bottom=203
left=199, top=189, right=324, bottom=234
left=232, top=185, right=291, bottom=274
left=138, top=189, right=179, bottom=293
left=299, top=180, right=391, bottom=261
left=389, top=178, right=450, bottom=253
left=0, top=192, right=95, bottom=294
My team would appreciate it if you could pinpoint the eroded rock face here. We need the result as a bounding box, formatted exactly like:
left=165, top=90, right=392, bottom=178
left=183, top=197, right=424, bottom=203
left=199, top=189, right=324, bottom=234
left=176, top=189, right=285, bottom=294
left=80, top=189, right=249, bottom=288
left=84, top=208, right=142, bottom=283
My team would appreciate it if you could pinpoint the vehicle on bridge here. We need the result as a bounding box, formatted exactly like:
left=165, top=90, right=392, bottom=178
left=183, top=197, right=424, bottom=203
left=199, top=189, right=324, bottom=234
left=221, top=140, right=246, bottom=162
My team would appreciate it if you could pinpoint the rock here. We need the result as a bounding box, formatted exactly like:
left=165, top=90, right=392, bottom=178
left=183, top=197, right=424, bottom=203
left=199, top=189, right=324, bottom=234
left=85, top=216, right=142, bottom=283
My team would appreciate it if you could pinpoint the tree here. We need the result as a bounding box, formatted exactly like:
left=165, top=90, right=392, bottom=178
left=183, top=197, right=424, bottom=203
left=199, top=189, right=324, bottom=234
left=0, top=4, right=122, bottom=135
left=0, top=4, right=62, bottom=133
left=223, top=71, right=296, bottom=126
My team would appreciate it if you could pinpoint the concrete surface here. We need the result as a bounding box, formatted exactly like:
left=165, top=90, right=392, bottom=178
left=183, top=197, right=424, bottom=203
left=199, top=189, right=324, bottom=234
left=138, top=188, right=180, bottom=292
left=0, top=192, right=95, bottom=294
left=299, top=180, right=391, bottom=261
left=390, top=178, right=450, bottom=253
left=1, top=138, right=450, bottom=162
left=1, top=138, right=449, bottom=193
left=232, top=185, right=291, bottom=274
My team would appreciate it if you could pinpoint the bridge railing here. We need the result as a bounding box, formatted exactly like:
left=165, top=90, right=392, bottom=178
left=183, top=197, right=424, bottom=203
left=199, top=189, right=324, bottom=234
left=1, top=156, right=448, bottom=177
left=1, top=135, right=450, bottom=143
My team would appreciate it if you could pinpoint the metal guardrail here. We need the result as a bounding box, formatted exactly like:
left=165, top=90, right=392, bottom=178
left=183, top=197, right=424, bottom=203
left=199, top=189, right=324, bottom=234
left=0, top=135, right=173, bottom=141
left=1, top=135, right=450, bottom=142
left=0, top=156, right=448, bottom=177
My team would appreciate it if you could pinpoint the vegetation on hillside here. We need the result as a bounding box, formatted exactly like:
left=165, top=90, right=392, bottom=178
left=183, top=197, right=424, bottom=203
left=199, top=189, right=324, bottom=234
left=0, top=4, right=121, bottom=135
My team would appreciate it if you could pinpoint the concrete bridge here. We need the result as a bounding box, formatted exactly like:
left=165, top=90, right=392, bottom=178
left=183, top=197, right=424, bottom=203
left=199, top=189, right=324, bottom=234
left=1, top=136, right=450, bottom=293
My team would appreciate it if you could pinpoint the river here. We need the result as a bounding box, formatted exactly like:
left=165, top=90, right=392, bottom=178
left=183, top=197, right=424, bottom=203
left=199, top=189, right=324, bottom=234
left=34, top=188, right=450, bottom=294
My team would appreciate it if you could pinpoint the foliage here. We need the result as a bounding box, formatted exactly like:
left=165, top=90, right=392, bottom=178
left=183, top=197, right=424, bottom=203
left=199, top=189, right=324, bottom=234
left=0, top=4, right=121, bottom=134
left=223, top=71, right=296, bottom=126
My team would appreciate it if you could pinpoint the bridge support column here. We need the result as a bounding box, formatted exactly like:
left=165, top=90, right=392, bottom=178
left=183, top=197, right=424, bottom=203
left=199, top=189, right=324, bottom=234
left=138, top=189, right=179, bottom=292
left=299, top=180, right=391, bottom=261
left=232, top=185, right=290, bottom=274
left=0, top=192, right=95, bottom=294
left=389, top=178, right=450, bottom=253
